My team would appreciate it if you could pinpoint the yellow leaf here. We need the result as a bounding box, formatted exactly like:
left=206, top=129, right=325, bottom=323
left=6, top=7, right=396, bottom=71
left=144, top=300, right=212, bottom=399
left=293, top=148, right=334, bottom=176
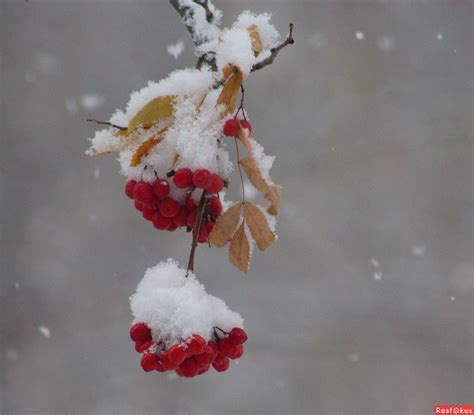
left=216, top=66, right=243, bottom=114
left=130, top=136, right=164, bottom=167
left=127, top=95, right=175, bottom=135
left=229, top=223, right=250, bottom=273
left=244, top=203, right=275, bottom=251
left=239, top=158, right=282, bottom=215
left=247, top=24, right=263, bottom=57
left=169, top=152, right=181, bottom=170
left=209, top=202, right=242, bottom=247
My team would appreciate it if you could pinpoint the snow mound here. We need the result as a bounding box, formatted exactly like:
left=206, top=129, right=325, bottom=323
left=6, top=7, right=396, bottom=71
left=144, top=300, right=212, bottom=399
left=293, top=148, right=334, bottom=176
left=130, top=259, right=244, bottom=346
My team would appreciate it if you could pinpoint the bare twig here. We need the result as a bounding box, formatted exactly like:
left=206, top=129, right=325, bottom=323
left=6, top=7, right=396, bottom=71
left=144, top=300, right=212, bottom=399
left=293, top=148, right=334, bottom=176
left=251, top=24, right=295, bottom=72
left=87, top=119, right=126, bottom=130
left=194, top=0, right=214, bottom=22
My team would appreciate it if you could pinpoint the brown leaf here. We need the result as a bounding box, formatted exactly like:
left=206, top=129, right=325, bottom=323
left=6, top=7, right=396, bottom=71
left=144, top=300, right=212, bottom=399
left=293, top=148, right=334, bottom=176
left=236, top=123, right=253, bottom=153
left=208, top=202, right=242, bottom=247
left=130, top=136, right=164, bottom=167
left=247, top=25, right=263, bottom=57
left=127, top=95, right=175, bottom=135
left=244, top=203, right=275, bottom=251
left=239, top=157, right=282, bottom=215
left=229, top=223, right=250, bottom=273
left=216, top=66, right=243, bottom=114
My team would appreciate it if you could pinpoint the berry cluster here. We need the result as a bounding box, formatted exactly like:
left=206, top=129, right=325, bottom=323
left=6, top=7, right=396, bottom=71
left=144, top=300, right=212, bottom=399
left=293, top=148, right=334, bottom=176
left=125, top=168, right=224, bottom=243
left=130, top=323, right=248, bottom=377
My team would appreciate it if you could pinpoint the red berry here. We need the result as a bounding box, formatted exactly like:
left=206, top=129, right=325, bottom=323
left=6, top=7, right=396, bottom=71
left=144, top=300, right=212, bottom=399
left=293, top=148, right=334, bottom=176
left=198, top=222, right=211, bottom=243
left=140, top=353, right=159, bottom=372
left=130, top=323, right=152, bottom=342
left=167, top=344, right=188, bottom=366
left=223, top=118, right=240, bottom=137
left=159, top=198, right=180, bottom=218
left=192, top=169, right=211, bottom=189
left=173, top=168, right=193, bottom=189
left=155, top=358, right=167, bottom=373
left=135, top=340, right=153, bottom=353
left=134, top=200, right=143, bottom=212
left=217, top=338, right=237, bottom=358
left=185, top=334, right=207, bottom=355
left=240, top=119, right=253, bottom=134
left=142, top=205, right=156, bottom=221
left=133, top=181, right=154, bottom=204
left=179, top=357, right=199, bottom=378
left=152, top=179, right=170, bottom=199
left=197, top=363, right=211, bottom=375
left=185, top=196, right=197, bottom=210
left=207, top=341, right=219, bottom=361
left=186, top=209, right=198, bottom=228
left=228, top=327, right=248, bottom=345
left=125, top=180, right=137, bottom=199
left=229, top=344, right=244, bottom=360
left=167, top=222, right=179, bottom=232
left=152, top=212, right=171, bottom=231
left=212, top=353, right=230, bottom=372
left=208, top=196, right=223, bottom=217
left=195, top=343, right=218, bottom=365
left=205, top=174, right=224, bottom=194
left=160, top=351, right=177, bottom=370
left=173, top=206, right=189, bottom=227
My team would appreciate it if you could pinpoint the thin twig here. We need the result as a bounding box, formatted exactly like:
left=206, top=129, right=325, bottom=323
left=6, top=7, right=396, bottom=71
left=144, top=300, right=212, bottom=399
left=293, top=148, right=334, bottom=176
left=186, top=190, right=209, bottom=275
left=87, top=119, right=126, bottom=131
left=251, top=24, right=295, bottom=73
left=193, top=0, right=214, bottom=22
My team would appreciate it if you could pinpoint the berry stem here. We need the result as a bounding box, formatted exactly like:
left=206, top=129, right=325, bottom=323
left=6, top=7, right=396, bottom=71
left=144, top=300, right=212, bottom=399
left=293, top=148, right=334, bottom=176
left=234, top=139, right=246, bottom=204
left=186, top=189, right=209, bottom=275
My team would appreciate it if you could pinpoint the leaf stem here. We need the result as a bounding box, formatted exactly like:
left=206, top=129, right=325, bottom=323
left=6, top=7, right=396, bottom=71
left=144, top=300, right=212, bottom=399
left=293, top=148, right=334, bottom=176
left=234, top=138, right=246, bottom=204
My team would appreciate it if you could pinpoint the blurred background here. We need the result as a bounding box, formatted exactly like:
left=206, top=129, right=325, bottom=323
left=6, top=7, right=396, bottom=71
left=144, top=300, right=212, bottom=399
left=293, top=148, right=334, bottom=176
left=1, top=0, right=472, bottom=414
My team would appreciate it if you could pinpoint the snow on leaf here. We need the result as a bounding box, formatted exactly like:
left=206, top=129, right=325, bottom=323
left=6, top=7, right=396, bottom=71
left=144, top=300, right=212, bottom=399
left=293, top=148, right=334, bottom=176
left=209, top=202, right=242, bottom=247
left=216, top=66, right=243, bottom=114
left=229, top=222, right=250, bottom=273
left=243, top=202, right=275, bottom=251
left=239, top=157, right=281, bottom=215
left=127, top=95, right=176, bottom=135
left=130, top=135, right=164, bottom=167
left=247, top=24, right=263, bottom=57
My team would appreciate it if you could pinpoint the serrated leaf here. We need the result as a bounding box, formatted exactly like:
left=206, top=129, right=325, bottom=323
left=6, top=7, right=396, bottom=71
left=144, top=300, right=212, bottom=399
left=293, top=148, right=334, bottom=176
left=243, top=203, right=275, bottom=251
left=247, top=24, right=263, bottom=57
left=216, top=66, right=243, bottom=114
left=209, top=202, right=242, bottom=247
left=127, top=95, right=175, bottom=135
left=239, top=157, right=282, bottom=216
left=229, top=223, right=250, bottom=273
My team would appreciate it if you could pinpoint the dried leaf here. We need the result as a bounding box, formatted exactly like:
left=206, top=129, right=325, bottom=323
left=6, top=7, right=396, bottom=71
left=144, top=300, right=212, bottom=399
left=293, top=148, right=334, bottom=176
left=239, top=157, right=282, bottom=215
left=216, top=66, right=243, bottom=114
left=244, top=203, right=275, bottom=251
left=169, top=152, right=181, bottom=170
left=209, top=202, right=242, bottom=247
left=130, top=136, right=164, bottom=167
left=127, top=95, right=175, bottom=135
left=236, top=123, right=253, bottom=153
left=247, top=25, right=263, bottom=57
left=229, top=223, right=250, bottom=273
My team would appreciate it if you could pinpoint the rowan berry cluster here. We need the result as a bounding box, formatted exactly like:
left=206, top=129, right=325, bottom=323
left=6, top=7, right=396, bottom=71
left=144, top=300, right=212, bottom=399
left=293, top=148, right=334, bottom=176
left=130, top=322, right=248, bottom=377
left=125, top=168, right=224, bottom=243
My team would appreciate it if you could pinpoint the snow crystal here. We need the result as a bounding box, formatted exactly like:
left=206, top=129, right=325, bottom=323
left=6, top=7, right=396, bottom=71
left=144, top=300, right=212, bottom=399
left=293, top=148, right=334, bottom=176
left=79, top=94, right=106, bottom=111
left=355, top=31, right=365, bottom=40
left=130, top=260, right=243, bottom=345
left=65, top=98, right=79, bottom=114
left=411, top=245, right=426, bottom=257
left=38, top=326, right=51, bottom=338
left=377, top=35, right=395, bottom=52
left=167, top=40, right=185, bottom=60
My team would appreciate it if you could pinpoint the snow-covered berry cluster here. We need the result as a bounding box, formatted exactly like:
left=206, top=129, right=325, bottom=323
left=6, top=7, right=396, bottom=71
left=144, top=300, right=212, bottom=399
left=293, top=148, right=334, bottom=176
left=130, top=322, right=247, bottom=377
left=124, top=168, right=224, bottom=242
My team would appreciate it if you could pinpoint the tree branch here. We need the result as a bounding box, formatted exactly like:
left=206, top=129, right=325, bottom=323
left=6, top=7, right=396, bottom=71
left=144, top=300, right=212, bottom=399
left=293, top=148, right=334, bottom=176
left=251, top=24, right=295, bottom=73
